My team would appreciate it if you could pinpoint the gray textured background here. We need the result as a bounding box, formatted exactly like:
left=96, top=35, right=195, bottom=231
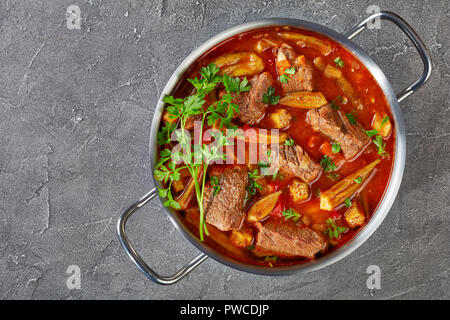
left=0, top=0, right=449, bottom=300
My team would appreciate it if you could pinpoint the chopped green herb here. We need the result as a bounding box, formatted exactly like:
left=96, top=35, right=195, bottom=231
left=325, top=218, right=347, bottom=239
left=284, top=67, right=296, bottom=75
left=354, top=176, right=363, bottom=184
left=373, top=135, right=389, bottom=157
left=210, top=176, right=221, bottom=196
left=247, top=169, right=263, bottom=195
left=262, top=86, right=280, bottom=105
left=327, top=173, right=340, bottom=181
left=365, top=129, right=378, bottom=137
left=381, top=116, right=390, bottom=127
left=247, top=244, right=255, bottom=251
left=344, top=198, right=352, bottom=208
left=279, top=74, right=290, bottom=83
left=257, top=161, right=270, bottom=168
left=282, top=208, right=300, bottom=221
left=264, top=256, right=279, bottom=262
left=331, top=142, right=341, bottom=153
left=346, top=113, right=357, bottom=125
left=334, top=57, right=344, bottom=68
left=330, top=101, right=340, bottom=110
left=320, top=155, right=337, bottom=172
left=284, top=138, right=295, bottom=146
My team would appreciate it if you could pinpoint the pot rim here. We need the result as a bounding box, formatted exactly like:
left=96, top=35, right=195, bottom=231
left=148, top=18, right=406, bottom=276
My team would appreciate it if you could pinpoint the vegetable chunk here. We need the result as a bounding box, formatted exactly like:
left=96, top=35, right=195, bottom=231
left=247, top=191, right=282, bottom=222
left=289, top=178, right=310, bottom=202
left=344, top=201, right=366, bottom=228
left=279, top=91, right=327, bottom=109
left=270, top=108, right=292, bottom=128
left=213, top=52, right=264, bottom=77
left=230, top=229, right=253, bottom=248
left=320, top=159, right=380, bottom=211
left=278, top=31, right=332, bottom=56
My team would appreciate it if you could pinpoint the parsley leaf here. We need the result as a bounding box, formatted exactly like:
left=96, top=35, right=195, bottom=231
left=365, top=129, right=378, bottom=137
left=210, top=176, right=221, bottom=196
left=381, top=116, right=390, bottom=127
left=327, top=172, right=340, bottom=181
left=262, top=86, right=280, bottom=105
left=334, top=57, right=344, bottom=68
left=284, top=67, right=296, bottom=75
left=346, top=113, right=357, bottom=125
left=373, top=135, right=389, bottom=157
left=279, top=74, right=289, bottom=83
left=284, top=138, right=295, bottom=146
left=247, top=169, right=263, bottom=195
left=354, top=177, right=363, bottom=184
left=331, top=142, right=341, bottom=153
left=325, top=218, right=347, bottom=239
left=320, top=155, right=337, bottom=172
left=282, top=208, right=300, bottom=221
left=344, top=198, right=352, bottom=208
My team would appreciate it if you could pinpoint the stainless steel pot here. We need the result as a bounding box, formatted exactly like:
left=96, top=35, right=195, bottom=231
left=117, top=11, right=432, bottom=285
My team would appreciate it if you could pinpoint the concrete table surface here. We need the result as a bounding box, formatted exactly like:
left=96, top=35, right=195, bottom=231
left=0, top=0, right=449, bottom=299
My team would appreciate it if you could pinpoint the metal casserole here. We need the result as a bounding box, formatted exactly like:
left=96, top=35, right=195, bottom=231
left=117, top=11, right=432, bottom=285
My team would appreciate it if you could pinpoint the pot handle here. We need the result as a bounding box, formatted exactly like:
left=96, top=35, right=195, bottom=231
left=344, top=11, right=432, bottom=103
left=117, top=188, right=208, bottom=285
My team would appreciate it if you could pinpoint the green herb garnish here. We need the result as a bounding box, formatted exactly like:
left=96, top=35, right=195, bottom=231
left=381, top=116, right=390, bottom=127
left=344, top=198, right=352, bottom=208
left=354, top=177, right=363, bottom=184
left=334, top=57, right=344, bottom=68
left=327, top=173, right=340, bottom=181
left=262, top=86, right=280, bottom=105
left=365, top=129, right=378, bottom=137
left=346, top=113, right=357, bottom=125
left=156, top=63, right=250, bottom=241
left=247, top=169, right=263, bottom=195
left=373, top=135, right=389, bottom=157
left=320, top=155, right=337, bottom=172
left=284, top=138, right=295, bottom=146
left=284, top=67, right=296, bottom=75
left=282, top=208, right=300, bottom=221
left=279, top=74, right=290, bottom=83
left=331, top=142, right=341, bottom=153
left=325, top=218, right=347, bottom=239
left=210, top=176, right=221, bottom=196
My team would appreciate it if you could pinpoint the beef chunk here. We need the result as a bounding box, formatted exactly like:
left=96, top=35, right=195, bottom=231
left=253, top=220, right=327, bottom=259
left=218, top=72, right=273, bottom=124
left=277, top=43, right=314, bottom=93
left=269, top=142, right=321, bottom=183
left=307, top=104, right=370, bottom=159
left=243, top=71, right=273, bottom=123
left=203, top=166, right=248, bottom=231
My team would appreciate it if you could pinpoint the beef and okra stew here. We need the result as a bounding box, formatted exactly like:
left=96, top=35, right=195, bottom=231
left=155, top=27, right=394, bottom=267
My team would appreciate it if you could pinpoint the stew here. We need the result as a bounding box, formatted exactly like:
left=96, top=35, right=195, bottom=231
left=155, top=26, right=395, bottom=267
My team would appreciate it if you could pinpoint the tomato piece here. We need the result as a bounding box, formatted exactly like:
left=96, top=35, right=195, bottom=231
left=330, top=209, right=341, bottom=220
left=319, top=141, right=333, bottom=156
left=271, top=196, right=284, bottom=217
